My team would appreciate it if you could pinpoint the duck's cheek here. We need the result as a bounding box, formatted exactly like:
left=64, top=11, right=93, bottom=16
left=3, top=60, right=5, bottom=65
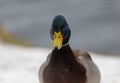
left=52, top=31, right=63, bottom=50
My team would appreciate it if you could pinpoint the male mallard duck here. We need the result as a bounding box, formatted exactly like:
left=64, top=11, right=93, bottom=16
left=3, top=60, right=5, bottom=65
left=39, top=15, right=101, bottom=83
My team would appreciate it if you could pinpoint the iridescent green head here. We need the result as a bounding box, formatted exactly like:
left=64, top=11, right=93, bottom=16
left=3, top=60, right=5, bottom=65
left=50, top=15, right=71, bottom=50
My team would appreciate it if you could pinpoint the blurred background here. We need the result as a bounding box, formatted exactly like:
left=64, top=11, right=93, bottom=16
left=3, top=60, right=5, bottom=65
left=0, top=0, right=120, bottom=54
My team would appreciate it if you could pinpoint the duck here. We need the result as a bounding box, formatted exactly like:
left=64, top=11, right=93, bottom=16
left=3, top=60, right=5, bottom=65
left=39, top=15, right=101, bottom=83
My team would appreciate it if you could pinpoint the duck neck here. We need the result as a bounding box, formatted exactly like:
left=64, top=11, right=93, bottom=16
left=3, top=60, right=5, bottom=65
left=49, top=44, right=78, bottom=66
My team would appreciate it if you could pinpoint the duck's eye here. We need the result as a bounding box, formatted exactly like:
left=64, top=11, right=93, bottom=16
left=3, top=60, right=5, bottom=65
left=62, top=24, right=65, bottom=28
left=58, top=35, right=60, bottom=38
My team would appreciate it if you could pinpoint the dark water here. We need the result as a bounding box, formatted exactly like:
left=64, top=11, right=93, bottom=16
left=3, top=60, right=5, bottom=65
left=0, top=0, right=120, bottom=54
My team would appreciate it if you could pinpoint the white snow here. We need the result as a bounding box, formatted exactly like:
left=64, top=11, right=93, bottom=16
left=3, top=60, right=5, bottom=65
left=0, top=43, right=120, bottom=83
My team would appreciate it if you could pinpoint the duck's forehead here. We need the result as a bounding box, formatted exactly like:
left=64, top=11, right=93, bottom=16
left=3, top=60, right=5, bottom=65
left=53, top=19, right=64, bottom=27
left=52, top=20, right=65, bottom=32
left=53, top=15, right=66, bottom=25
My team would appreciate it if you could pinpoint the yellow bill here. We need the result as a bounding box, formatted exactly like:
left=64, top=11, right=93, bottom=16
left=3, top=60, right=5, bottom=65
left=52, top=31, right=63, bottom=50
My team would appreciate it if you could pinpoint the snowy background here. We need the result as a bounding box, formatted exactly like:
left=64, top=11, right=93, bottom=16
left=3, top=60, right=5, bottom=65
left=0, top=0, right=120, bottom=54
left=0, top=0, right=120, bottom=83
left=0, top=43, right=120, bottom=83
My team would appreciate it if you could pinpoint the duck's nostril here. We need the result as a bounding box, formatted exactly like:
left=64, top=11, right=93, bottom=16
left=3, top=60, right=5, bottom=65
left=58, top=36, right=60, bottom=39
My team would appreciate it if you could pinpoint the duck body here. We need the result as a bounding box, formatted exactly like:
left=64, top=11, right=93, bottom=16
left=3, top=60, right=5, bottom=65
left=39, top=45, right=100, bottom=83
left=38, top=15, right=100, bottom=83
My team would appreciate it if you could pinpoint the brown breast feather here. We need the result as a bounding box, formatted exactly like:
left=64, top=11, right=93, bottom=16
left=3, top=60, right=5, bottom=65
left=73, top=50, right=92, bottom=61
left=42, top=48, right=87, bottom=83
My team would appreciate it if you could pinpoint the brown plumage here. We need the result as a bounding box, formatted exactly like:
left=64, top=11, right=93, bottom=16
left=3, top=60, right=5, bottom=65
left=39, top=45, right=101, bottom=83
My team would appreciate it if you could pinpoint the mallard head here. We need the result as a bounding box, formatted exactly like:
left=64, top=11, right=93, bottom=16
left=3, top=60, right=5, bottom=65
left=50, top=15, right=71, bottom=50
